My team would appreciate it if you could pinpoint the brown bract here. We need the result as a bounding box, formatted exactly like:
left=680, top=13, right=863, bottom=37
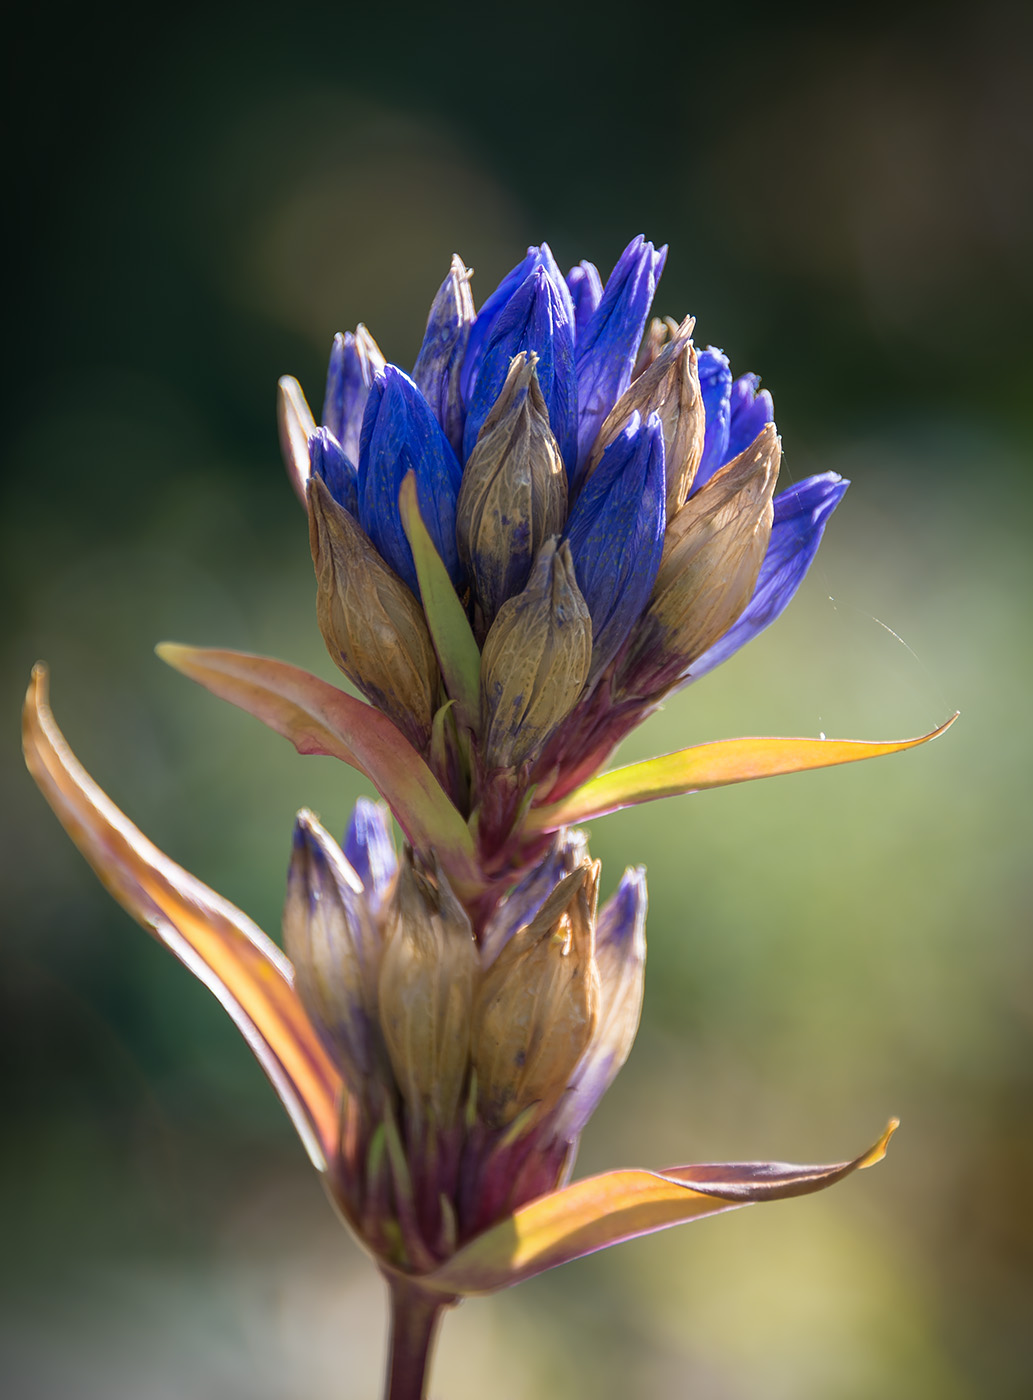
left=309, top=475, right=441, bottom=752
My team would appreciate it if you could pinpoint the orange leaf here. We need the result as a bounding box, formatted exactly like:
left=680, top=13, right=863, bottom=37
left=423, top=1121, right=898, bottom=1295
left=22, top=665, right=343, bottom=1172
left=156, top=644, right=481, bottom=900
left=527, top=719, right=958, bottom=831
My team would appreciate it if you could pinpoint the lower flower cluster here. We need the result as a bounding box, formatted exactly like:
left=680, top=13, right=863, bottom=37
left=287, top=800, right=644, bottom=1270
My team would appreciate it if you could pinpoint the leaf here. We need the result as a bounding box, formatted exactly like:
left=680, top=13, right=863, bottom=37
left=423, top=1120, right=898, bottom=1296
left=527, top=717, right=958, bottom=831
left=21, top=665, right=342, bottom=1172
left=398, top=472, right=482, bottom=728
left=156, top=645, right=481, bottom=899
left=278, top=375, right=316, bottom=508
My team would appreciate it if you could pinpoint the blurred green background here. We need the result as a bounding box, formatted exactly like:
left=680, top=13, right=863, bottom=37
left=3, top=2, right=1031, bottom=1396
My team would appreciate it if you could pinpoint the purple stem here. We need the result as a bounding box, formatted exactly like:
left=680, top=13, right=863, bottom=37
left=383, top=1276, right=452, bottom=1400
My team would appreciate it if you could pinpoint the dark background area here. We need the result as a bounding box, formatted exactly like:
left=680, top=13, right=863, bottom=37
left=2, top=3, right=1031, bottom=1396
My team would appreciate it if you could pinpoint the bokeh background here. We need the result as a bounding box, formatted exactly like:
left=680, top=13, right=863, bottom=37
left=3, top=2, right=1031, bottom=1396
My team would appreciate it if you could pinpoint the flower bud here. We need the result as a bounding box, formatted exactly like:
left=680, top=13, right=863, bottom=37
left=480, top=539, right=592, bottom=770
left=461, top=243, right=575, bottom=404
left=456, top=353, right=568, bottom=629
left=575, top=235, right=667, bottom=480
left=565, top=260, right=603, bottom=342
left=587, top=318, right=704, bottom=514
left=308, top=474, right=440, bottom=751
left=563, top=410, right=666, bottom=683
left=377, top=853, right=478, bottom=1126
left=480, top=827, right=590, bottom=968
left=472, top=860, right=600, bottom=1127
left=412, top=253, right=475, bottom=458
left=726, top=371, right=775, bottom=462
left=308, top=425, right=357, bottom=516
left=553, top=866, right=647, bottom=1139
left=617, top=424, right=780, bottom=696
left=463, top=265, right=578, bottom=474
left=357, top=366, right=464, bottom=597
left=694, top=345, right=733, bottom=492
left=284, top=810, right=384, bottom=1093
left=323, top=325, right=386, bottom=465
left=343, top=797, right=398, bottom=913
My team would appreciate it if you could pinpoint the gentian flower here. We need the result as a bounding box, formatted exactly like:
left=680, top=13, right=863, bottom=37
left=25, top=236, right=956, bottom=1399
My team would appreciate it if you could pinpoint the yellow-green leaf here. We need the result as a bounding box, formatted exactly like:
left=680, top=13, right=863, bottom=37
left=527, top=718, right=958, bottom=832
left=423, top=1121, right=898, bottom=1296
left=398, top=472, right=481, bottom=728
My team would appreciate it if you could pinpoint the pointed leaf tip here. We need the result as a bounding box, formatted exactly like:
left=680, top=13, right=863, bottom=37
left=22, top=664, right=342, bottom=1172
left=528, top=716, right=959, bottom=831
left=422, top=1121, right=900, bottom=1296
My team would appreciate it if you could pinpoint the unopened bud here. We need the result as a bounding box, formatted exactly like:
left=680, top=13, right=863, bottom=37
left=566, top=260, right=603, bottom=342
left=377, top=853, right=478, bottom=1125
left=308, top=474, right=441, bottom=751
left=617, top=424, right=779, bottom=695
left=588, top=318, right=703, bottom=514
left=323, top=325, right=385, bottom=465
left=553, top=865, right=647, bottom=1139
left=480, top=539, right=592, bottom=770
left=456, top=353, right=568, bottom=629
left=284, top=810, right=383, bottom=1093
left=472, top=861, right=600, bottom=1127
left=413, top=254, right=475, bottom=458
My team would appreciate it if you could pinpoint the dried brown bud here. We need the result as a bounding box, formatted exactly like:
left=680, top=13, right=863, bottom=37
left=633, top=315, right=680, bottom=379
left=283, top=809, right=384, bottom=1093
left=472, top=860, right=600, bottom=1127
left=377, top=853, right=478, bottom=1125
left=456, top=353, right=568, bottom=630
left=479, top=539, right=592, bottom=770
left=308, top=474, right=440, bottom=751
left=588, top=318, right=703, bottom=515
left=622, top=424, right=779, bottom=685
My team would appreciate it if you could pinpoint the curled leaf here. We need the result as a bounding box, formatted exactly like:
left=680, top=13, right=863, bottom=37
left=424, top=1121, right=898, bottom=1295
left=22, top=665, right=342, bottom=1171
left=156, top=645, right=480, bottom=899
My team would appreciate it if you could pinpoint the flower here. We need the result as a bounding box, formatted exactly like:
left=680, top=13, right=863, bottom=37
left=24, top=235, right=956, bottom=1398
left=23, top=665, right=899, bottom=1310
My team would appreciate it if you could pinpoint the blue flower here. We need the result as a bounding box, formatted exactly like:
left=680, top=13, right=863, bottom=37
left=357, top=365, right=464, bottom=596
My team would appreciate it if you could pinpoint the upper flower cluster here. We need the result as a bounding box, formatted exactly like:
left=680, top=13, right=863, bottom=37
left=278, top=237, right=848, bottom=887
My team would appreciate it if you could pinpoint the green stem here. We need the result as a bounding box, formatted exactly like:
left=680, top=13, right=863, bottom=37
left=383, top=1276, right=450, bottom=1400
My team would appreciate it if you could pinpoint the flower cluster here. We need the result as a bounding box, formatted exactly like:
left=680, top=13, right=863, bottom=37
left=23, top=234, right=950, bottom=1400
left=279, top=237, right=850, bottom=889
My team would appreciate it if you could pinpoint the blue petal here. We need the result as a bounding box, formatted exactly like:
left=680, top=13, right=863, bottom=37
left=412, top=255, right=474, bottom=458
left=323, top=330, right=380, bottom=465
left=692, top=346, right=732, bottom=492
left=597, top=864, right=648, bottom=954
left=563, top=410, right=666, bottom=679
left=726, top=372, right=774, bottom=462
left=308, top=426, right=357, bottom=516
left=687, top=472, right=850, bottom=682
left=462, top=265, right=578, bottom=473
left=357, top=366, right=464, bottom=594
left=343, top=797, right=398, bottom=911
left=461, top=242, right=575, bottom=406
left=574, top=235, right=667, bottom=481
left=566, top=260, right=603, bottom=344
